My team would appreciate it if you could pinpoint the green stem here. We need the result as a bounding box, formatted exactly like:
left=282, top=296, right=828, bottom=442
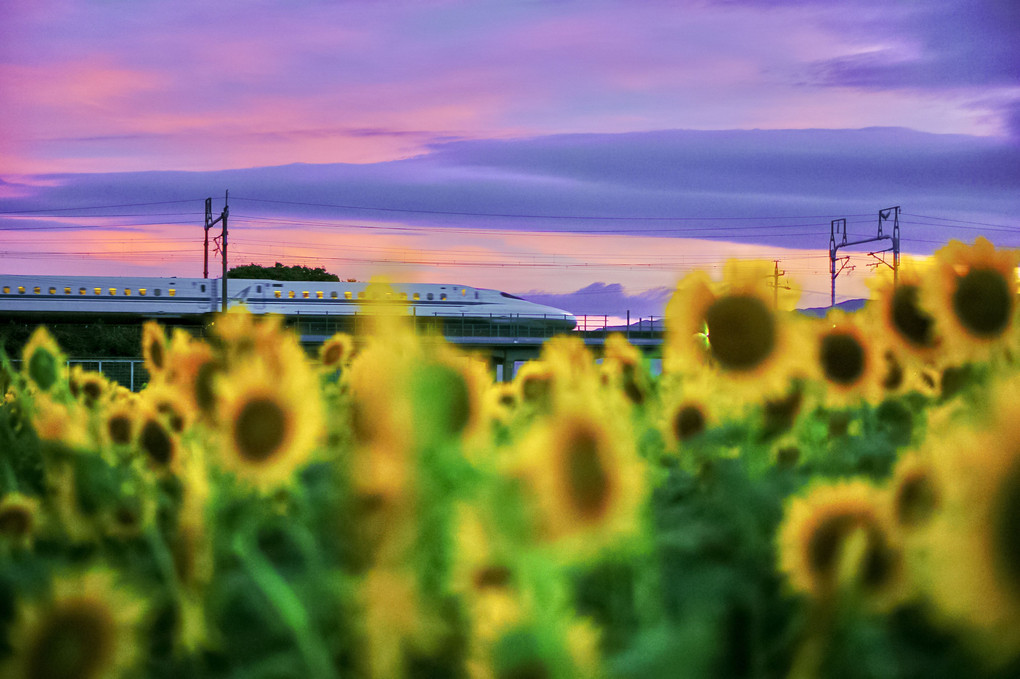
left=232, top=532, right=337, bottom=679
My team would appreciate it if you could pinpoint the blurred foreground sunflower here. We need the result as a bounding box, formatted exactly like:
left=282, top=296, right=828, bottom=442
left=924, top=237, right=1020, bottom=363
left=21, top=327, right=65, bottom=393
left=778, top=480, right=905, bottom=609
left=665, top=260, right=804, bottom=399
left=514, top=406, right=645, bottom=556
left=808, top=311, right=883, bottom=406
left=214, top=360, right=323, bottom=491
left=4, top=569, right=147, bottom=679
left=923, top=379, right=1020, bottom=662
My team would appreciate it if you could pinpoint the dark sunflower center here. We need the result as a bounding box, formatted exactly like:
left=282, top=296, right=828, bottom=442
left=952, top=268, right=1013, bottom=338
left=82, top=381, right=103, bottom=405
left=25, top=603, right=114, bottom=679
left=859, top=526, right=896, bottom=592
left=890, top=285, right=936, bottom=347
left=140, top=419, right=173, bottom=466
left=149, top=338, right=165, bottom=370
left=673, top=404, right=706, bottom=441
left=806, top=514, right=856, bottom=583
left=234, top=397, right=288, bottom=463
left=473, top=565, right=513, bottom=590
left=156, top=403, right=185, bottom=433
left=994, top=458, right=1020, bottom=594
left=564, top=428, right=611, bottom=520
left=28, top=347, right=58, bottom=391
left=326, top=345, right=344, bottom=366
left=107, top=415, right=132, bottom=445
left=894, top=472, right=937, bottom=528
left=194, top=361, right=218, bottom=414
left=440, top=368, right=472, bottom=437
left=881, top=351, right=904, bottom=391
left=704, top=295, right=776, bottom=371
left=521, top=375, right=550, bottom=404
left=820, top=332, right=866, bottom=385
left=0, top=506, right=33, bottom=536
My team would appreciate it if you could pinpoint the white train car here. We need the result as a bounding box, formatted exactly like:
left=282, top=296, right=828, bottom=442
left=0, top=275, right=577, bottom=331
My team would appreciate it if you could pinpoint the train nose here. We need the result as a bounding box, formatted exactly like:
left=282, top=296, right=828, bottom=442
left=535, top=304, right=577, bottom=330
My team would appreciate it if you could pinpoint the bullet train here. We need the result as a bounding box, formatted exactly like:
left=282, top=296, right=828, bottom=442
left=0, top=275, right=577, bottom=331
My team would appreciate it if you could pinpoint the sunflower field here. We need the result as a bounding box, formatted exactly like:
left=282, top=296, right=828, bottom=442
left=3, top=237, right=1020, bottom=679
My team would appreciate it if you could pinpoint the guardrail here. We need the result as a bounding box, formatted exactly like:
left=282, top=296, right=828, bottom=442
left=10, top=358, right=149, bottom=392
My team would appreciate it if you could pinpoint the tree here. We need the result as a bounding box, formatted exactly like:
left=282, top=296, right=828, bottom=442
left=227, top=262, right=341, bottom=282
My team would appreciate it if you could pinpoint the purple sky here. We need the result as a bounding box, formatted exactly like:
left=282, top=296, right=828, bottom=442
left=1, top=0, right=1018, bottom=317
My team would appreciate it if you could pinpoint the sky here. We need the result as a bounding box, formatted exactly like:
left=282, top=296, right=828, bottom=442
left=1, top=0, right=1018, bottom=319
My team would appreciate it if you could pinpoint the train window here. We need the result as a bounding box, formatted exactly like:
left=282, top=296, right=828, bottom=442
left=109, top=288, right=117, bottom=295
left=461, top=288, right=467, bottom=296
left=2, top=286, right=9, bottom=294
left=413, top=292, right=420, bottom=301
left=427, top=293, right=433, bottom=301
left=18, top=286, right=25, bottom=294
left=302, top=291, right=309, bottom=299
left=440, top=293, right=447, bottom=301
left=200, top=284, right=206, bottom=293
left=79, top=287, right=87, bottom=295
left=48, top=287, right=56, bottom=294
left=168, top=289, right=176, bottom=297
left=399, top=292, right=407, bottom=300
left=256, top=286, right=262, bottom=293
left=154, top=289, right=162, bottom=297
left=34, top=287, right=41, bottom=294
left=124, top=288, right=132, bottom=296
left=330, top=291, right=337, bottom=299
left=139, top=288, right=147, bottom=296
left=344, top=291, right=353, bottom=300
left=288, top=291, right=295, bottom=299
left=93, top=287, right=102, bottom=295
left=475, top=291, right=479, bottom=299
left=63, top=287, right=71, bottom=294
left=316, top=291, right=323, bottom=299
left=274, top=290, right=282, bottom=298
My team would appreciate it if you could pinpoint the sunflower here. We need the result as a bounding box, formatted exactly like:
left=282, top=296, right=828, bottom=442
left=664, top=260, right=804, bottom=399
left=887, top=451, right=941, bottom=533
left=808, top=311, right=883, bottom=406
left=68, top=366, right=112, bottom=410
left=513, top=360, right=555, bottom=410
left=514, top=405, right=645, bottom=556
left=318, top=332, right=356, bottom=372
left=922, top=379, right=1020, bottom=661
left=4, top=569, right=146, bottom=679
left=163, top=330, right=219, bottom=418
left=778, top=479, right=906, bottom=609
left=138, top=381, right=193, bottom=434
left=866, top=260, right=942, bottom=362
left=924, top=237, right=1020, bottom=362
left=101, top=400, right=136, bottom=448
left=21, top=326, right=65, bottom=392
left=360, top=566, right=424, bottom=679
left=141, top=321, right=169, bottom=381
left=135, top=406, right=179, bottom=472
left=213, top=360, right=323, bottom=491
left=0, top=493, right=40, bottom=548
left=601, top=333, right=650, bottom=406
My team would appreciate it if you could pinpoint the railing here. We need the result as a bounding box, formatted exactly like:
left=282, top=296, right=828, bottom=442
left=10, top=358, right=149, bottom=392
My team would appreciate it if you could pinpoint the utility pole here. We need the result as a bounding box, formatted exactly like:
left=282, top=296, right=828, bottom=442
left=770, top=260, right=789, bottom=310
left=203, top=191, right=229, bottom=312
left=829, top=206, right=900, bottom=307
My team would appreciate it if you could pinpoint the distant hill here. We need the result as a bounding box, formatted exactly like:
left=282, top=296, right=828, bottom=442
left=797, top=298, right=869, bottom=318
